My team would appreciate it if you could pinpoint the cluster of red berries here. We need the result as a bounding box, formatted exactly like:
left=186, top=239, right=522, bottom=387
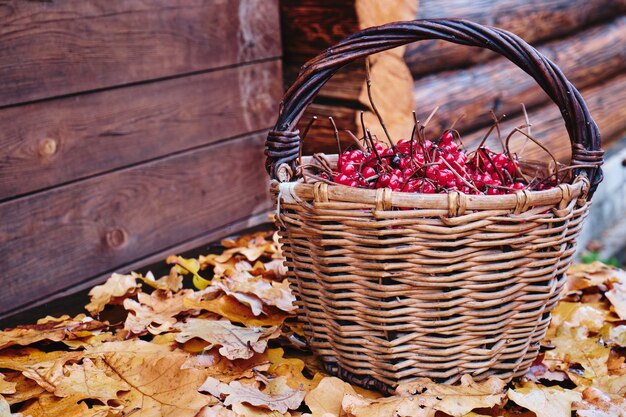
left=328, top=131, right=553, bottom=195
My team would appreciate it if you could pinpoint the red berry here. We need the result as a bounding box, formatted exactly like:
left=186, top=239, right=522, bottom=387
left=341, top=162, right=356, bottom=176
left=486, top=187, right=500, bottom=195
left=426, top=166, right=438, bottom=180
left=362, top=166, right=376, bottom=179
left=441, top=131, right=454, bottom=144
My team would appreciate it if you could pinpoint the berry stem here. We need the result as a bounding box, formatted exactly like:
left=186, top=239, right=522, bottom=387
left=299, top=116, right=318, bottom=184
left=365, top=58, right=395, bottom=150
left=328, top=116, right=341, bottom=155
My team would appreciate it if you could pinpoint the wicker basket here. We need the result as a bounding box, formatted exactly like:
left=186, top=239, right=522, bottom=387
left=265, top=19, right=604, bottom=392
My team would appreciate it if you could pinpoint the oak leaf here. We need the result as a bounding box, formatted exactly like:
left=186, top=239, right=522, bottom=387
left=85, top=273, right=141, bottom=314
left=606, top=282, right=626, bottom=320
left=173, top=318, right=279, bottom=360
left=507, top=382, right=582, bottom=417
left=0, top=372, right=45, bottom=406
left=342, top=375, right=506, bottom=417
left=200, top=376, right=305, bottom=414
left=305, top=376, right=357, bottom=417
left=20, top=351, right=84, bottom=392
left=136, top=270, right=184, bottom=292
left=576, top=386, right=626, bottom=417
left=566, top=262, right=626, bottom=293
left=544, top=326, right=610, bottom=380
left=195, top=404, right=238, bottom=417
left=17, top=393, right=118, bottom=417
left=166, top=255, right=211, bottom=290
left=548, top=302, right=614, bottom=336
left=0, top=374, right=15, bottom=396
left=84, top=340, right=216, bottom=416
left=0, top=315, right=108, bottom=350
left=216, top=272, right=295, bottom=315
left=184, top=295, right=289, bottom=327
left=123, top=289, right=198, bottom=334
left=53, top=358, right=130, bottom=403
left=266, top=348, right=321, bottom=391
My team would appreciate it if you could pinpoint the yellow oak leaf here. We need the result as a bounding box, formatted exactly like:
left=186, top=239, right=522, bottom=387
left=266, top=348, right=321, bottom=391
left=231, top=402, right=291, bottom=416
left=166, top=255, right=211, bottom=290
left=195, top=403, right=238, bottom=417
left=544, top=325, right=610, bottom=380
left=184, top=295, right=289, bottom=327
left=173, top=318, right=279, bottom=360
left=0, top=348, right=74, bottom=372
left=0, top=315, right=108, bottom=350
left=216, top=272, right=295, bottom=315
left=305, top=376, right=357, bottom=417
left=566, top=262, right=626, bottom=292
left=123, top=289, right=198, bottom=335
left=85, top=273, right=141, bottom=315
left=600, top=324, right=626, bottom=348
left=84, top=340, right=216, bottom=416
left=507, top=382, right=581, bottom=417
left=342, top=375, right=506, bottom=417
left=576, top=386, right=626, bottom=417
left=182, top=349, right=270, bottom=383
left=548, top=302, right=614, bottom=336
left=20, top=351, right=84, bottom=392
left=200, top=376, right=305, bottom=414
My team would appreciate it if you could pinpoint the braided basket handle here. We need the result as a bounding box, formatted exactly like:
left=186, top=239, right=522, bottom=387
left=266, top=19, right=603, bottom=196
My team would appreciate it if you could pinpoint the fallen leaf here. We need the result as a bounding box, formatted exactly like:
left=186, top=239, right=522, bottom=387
left=85, top=273, right=141, bottom=315
left=266, top=348, right=321, bottom=391
left=544, top=326, right=610, bottom=380
left=342, top=375, right=506, bottom=417
left=184, top=296, right=289, bottom=327
left=167, top=255, right=211, bottom=290
left=507, top=382, right=581, bottom=417
left=21, top=351, right=84, bottom=392
left=216, top=273, right=295, bottom=315
left=0, top=372, right=45, bottom=405
left=17, top=393, right=117, bottom=417
left=606, top=283, right=626, bottom=320
left=0, top=315, right=108, bottom=350
left=182, top=349, right=270, bottom=383
left=84, top=340, right=216, bottom=416
left=173, top=318, right=278, bottom=360
left=124, top=289, right=198, bottom=334
left=576, top=386, right=626, bottom=417
left=305, top=377, right=356, bottom=417
left=549, top=302, right=614, bottom=335
left=200, top=376, right=305, bottom=414
left=136, top=270, right=184, bottom=292
left=53, top=358, right=130, bottom=403
left=195, top=403, right=238, bottom=417
left=0, top=374, right=15, bottom=395
left=566, top=262, right=626, bottom=293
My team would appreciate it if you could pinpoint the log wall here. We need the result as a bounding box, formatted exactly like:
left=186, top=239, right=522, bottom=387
left=0, top=0, right=282, bottom=319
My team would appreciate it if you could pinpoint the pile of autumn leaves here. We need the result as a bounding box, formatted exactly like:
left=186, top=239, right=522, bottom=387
left=0, top=231, right=625, bottom=417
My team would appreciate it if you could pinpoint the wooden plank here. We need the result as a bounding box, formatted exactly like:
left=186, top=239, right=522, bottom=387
left=406, top=0, right=626, bottom=76
left=0, top=59, right=282, bottom=200
left=0, top=132, right=273, bottom=316
left=0, top=214, right=274, bottom=324
left=0, top=0, right=281, bottom=106
left=463, top=73, right=626, bottom=163
left=412, top=17, right=626, bottom=136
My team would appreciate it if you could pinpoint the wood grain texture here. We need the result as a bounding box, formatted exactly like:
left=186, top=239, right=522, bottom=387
left=0, top=132, right=272, bottom=316
left=0, top=59, right=282, bottom=199
left=0, top=215, right=274, bottom=324
left=406, top=0, right=626, bottom=76
left=413, top=17, right=626, bottom=136
left=0, top=0, right=281, bottom=106
left=464, top=73, right=626, bottom=163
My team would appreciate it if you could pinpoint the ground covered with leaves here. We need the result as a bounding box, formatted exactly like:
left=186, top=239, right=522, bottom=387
left=0, top=230, right=625, bottom=416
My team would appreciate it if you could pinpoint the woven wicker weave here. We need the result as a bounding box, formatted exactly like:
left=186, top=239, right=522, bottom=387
left=265, top=19, right=604, bottom=392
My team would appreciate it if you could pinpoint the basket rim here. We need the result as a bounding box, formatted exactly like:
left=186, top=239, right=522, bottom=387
left=273, top=177, right=587, bottom=211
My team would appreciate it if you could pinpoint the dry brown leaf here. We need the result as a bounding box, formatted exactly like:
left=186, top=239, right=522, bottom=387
left=166, top=255, right=212, bottom=290
left=230, top=402, right=291, bottom=417
left=136, top=270, right=184, bottom=292
left=182, top=349, right=270, bottom=383
left=266, top=348, right=321, bottom=391
left=342, top=375, right=506, bottom=417
left=53, top=358, right=130, bottom=403
left=216, top=273, right=295, bottom=315
left=195, top=404, right=238, bottom=417
left=606, top=283, right=626, bottom=320
left=184, top=296, right=289, bottom=327
left=173, top=318, right=279, bottom=360
left=20, top=351, right=84, bottom=392
left=83, top=340, right=215, bottom=416
left=305, top=376, right=357, bottom=417
left=17, top=393, right=118, bottom=417
left=123, top=289, right=198, bottom=334
left=0, top=372, right=45, bottom=406
left=507, top=382, right=581, bottom=417
left=549, top=302, right=614, bottom=335
left=0, top=374, right=15, bottom=396
left=85, top=273, right=141, bottom=315
left=0, top=315, right=108, bottom=350
left=566, top=262, right=626, bottom=293
left=576, top=386, right=626, bottom=417
left=200, top=376, right=305, bottom=414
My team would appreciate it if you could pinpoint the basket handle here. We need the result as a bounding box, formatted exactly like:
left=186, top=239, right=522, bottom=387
left=265, top=19, right=603, bottom=197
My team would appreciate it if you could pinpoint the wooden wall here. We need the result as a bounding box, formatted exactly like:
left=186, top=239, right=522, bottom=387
left=0, top=0, right=282, bottom=319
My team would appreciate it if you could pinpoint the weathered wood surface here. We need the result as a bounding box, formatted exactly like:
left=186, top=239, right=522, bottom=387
left=0, top=132, right=272, bottom=316
left=412, top=17, right=626, bottom=136
left=464, top=74, right=626, bottom=163
left=0, top=215, right=274, bottom=324
left=0, top=60, right=282, bottom=200
left=406, top=0, right=626, bottom=76
left=0, top=0, right=281, bottom=106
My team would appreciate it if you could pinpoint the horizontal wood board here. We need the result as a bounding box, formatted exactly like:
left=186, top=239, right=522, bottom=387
left=0, top=59, right=282, bottom=200
left=0, top=0, right=281, bottom=106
